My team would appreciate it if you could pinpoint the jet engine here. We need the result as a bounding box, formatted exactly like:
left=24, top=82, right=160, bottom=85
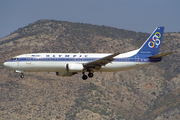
left=66, top=63, right=84, bottom=72
left=56, top=71, right=76, bottom=77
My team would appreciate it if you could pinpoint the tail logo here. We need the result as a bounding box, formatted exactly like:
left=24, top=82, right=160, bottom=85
left=148, top=32, right=161, bottom=48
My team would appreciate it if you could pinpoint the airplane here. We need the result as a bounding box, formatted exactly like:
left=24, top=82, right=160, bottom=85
left=3, top=27, right=173, bottom=80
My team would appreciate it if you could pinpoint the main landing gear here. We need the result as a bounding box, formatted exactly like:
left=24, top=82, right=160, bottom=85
left=82, top=72, right=94, bottom=80
left=88, top=72, right=93, bottom=78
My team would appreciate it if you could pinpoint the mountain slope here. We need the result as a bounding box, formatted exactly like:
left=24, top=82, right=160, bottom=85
left=0, top=19, right=180, bottom=120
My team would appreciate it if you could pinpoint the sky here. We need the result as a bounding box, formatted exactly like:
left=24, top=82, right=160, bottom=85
left=0, top=0, right=180, bottom=38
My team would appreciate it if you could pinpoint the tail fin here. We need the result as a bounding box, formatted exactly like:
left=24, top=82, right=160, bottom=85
left=137, top=27, right=164, bottom=56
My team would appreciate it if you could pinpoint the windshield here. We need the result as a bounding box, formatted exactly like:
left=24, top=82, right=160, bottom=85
left=10, top=58, right=19, bottom=60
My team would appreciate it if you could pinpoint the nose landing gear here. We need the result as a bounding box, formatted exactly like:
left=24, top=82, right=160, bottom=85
left=15, top=70, right=24, bottom=78
left=20, top=73, right=24, bottom=78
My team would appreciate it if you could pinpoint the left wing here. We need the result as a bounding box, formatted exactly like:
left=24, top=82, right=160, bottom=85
left=83, top=53, right=120, bottom=70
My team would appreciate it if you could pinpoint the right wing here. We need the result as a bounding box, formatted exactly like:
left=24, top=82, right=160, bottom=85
left=83, top=53, right=120, bottom=70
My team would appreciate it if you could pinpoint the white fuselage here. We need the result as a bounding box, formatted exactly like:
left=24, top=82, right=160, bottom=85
left=3, top=49, right=151, bottom=73
left=2, top=27, right=166, bottom=79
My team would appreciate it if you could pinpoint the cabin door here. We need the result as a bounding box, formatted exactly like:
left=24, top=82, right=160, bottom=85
left=135, top=56, right=139, bottom=65
left=26, top=55, right=31, bottom=64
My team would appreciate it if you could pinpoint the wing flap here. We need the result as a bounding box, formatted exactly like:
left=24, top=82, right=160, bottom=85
left=149, top=51, right=173, bottom=58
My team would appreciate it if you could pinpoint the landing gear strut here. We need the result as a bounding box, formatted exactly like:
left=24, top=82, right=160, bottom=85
left=14, top=70, right=24, bottom=78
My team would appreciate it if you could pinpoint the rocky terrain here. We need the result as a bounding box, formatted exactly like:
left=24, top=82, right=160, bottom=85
left=0, top=20, right=180, bottom=120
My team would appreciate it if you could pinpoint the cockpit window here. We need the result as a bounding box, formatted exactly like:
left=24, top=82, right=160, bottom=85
left=11, top=58, right=19, bottom=60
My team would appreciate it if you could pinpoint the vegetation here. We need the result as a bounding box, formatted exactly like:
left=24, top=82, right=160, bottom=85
left=0, top=19, right=180, bottom=120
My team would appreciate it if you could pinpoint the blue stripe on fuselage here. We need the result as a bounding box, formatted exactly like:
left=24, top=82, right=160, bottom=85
left=7, top=56, right=162, bottom=63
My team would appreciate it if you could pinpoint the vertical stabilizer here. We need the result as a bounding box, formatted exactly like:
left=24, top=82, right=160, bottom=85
left=137, top=27, right=164, bottom=56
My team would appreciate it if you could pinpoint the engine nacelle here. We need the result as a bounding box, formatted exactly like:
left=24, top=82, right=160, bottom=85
left=66, top=63, right=84, bottom=72
left=56, top=72, right=75, bottom=77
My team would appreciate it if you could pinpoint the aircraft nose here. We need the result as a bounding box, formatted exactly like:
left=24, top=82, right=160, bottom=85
left=3, top=62, right=9, bottom=67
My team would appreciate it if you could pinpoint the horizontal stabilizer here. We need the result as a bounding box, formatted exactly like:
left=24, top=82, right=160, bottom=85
left=149, top=51, right=173, bottom=58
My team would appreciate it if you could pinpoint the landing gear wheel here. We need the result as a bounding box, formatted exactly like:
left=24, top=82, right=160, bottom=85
left=20, top=74, right=24, bottom=78
left=88, top=73, right=93, bottom=78
left=82, top=75, right=88, bottom=80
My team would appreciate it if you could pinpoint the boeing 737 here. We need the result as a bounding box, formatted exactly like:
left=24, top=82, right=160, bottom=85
left=3, top=27, right=173, bottom=80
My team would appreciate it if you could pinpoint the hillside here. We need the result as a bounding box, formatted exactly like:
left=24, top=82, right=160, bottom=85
left=0, top=19, right=180, bottom=120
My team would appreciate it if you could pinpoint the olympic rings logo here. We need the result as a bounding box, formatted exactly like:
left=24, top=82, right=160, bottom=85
left=148, top=32, right=161, bottom=48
